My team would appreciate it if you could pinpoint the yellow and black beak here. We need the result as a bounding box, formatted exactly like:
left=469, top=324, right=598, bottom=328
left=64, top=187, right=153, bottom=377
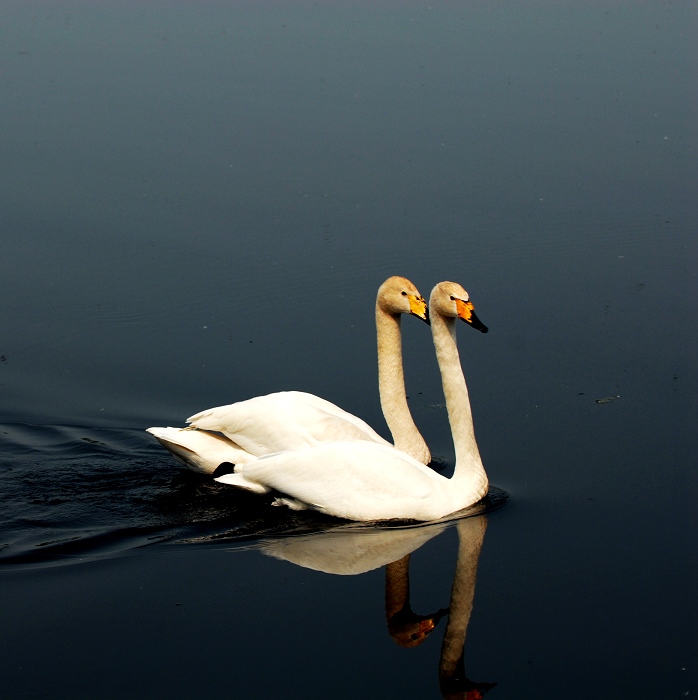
left=408, top=295, right=430, bottom=325
left=455, top=299, right=488, bottom=333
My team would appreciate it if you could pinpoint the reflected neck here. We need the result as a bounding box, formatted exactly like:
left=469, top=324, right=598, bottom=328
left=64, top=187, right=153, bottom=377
left=385, top=554, right=411, bottom=621
left=439, top=518, right=487, bottom=685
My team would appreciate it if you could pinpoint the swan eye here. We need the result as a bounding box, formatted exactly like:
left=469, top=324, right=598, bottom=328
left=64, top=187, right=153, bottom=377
left=450, top=295, right=455, bottom=301
left=401, top=291, right=407, bottom=296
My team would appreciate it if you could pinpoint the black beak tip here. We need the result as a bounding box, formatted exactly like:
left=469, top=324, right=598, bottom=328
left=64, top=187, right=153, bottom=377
left=466, top=310, right=488, bottom=334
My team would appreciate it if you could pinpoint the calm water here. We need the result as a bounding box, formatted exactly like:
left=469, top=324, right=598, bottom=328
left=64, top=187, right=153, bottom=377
left=1, top=2, right=695, bottom=698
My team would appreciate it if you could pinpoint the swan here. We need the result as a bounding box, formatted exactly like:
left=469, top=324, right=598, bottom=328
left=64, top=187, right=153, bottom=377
left=260, top=514, right=495, bottom=694
left=147, top=276, right=431, bottom=487
left=215, top=281, right=489, bottom=521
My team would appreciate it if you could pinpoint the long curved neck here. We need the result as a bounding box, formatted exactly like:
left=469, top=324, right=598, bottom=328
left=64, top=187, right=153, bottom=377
left=439, top=517, right=487, bottom=689
left=430, top=311, right=485, bottom=483
left=376, top=304, right=430, bottom=464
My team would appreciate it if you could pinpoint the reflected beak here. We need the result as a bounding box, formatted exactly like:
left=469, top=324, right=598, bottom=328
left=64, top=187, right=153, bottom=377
left=455, top=299, right=488, bottom=333
left=418, top=619, right=436, bottom=634
left=408, top=295, right=430, bottom=325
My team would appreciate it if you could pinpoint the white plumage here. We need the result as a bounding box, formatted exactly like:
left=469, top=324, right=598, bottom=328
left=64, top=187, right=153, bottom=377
left=186, top=391, right=390, bottom=455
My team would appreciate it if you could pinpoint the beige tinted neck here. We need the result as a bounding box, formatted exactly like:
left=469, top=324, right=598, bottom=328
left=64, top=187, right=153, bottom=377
left=376, top=303, right=430, bottom=464
left=430, top=309, right=485, bottom=480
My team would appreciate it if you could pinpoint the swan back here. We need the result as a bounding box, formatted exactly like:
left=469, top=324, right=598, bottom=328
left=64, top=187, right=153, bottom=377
left=187, top=391, right=392, bottom=456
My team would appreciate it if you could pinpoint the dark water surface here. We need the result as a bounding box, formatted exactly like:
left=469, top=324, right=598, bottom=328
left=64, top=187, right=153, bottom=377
left=1, top=2, right=695, bottom=698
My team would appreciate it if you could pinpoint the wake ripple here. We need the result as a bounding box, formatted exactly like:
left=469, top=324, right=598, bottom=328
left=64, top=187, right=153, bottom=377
left=0, top=423, right=508, bottom=569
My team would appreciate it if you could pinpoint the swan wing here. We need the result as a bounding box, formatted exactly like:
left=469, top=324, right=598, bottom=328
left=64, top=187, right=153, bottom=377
left=187, top=392, right=390, bottom=456
left=283, top=391, right=389, bottom=444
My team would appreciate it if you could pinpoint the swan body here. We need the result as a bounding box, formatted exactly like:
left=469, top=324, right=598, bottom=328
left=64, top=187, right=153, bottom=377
left=215, top=282, right=489, bottom=522
left=221, top=440, right=485, bottom=521
left=147, top=277, right=430, bottom=474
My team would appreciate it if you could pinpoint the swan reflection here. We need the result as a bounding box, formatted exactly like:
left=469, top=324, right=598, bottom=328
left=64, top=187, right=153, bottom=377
left=256, top=515, right=496, bottom=698
left=438, top=517, right=497, bottom=699
left=260, top=520, right=449, bottom=575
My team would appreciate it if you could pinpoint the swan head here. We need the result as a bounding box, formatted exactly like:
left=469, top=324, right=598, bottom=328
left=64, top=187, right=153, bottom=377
left=430, top=282, right=488, bottom=333
left=377, top=276, right=430, bottom=324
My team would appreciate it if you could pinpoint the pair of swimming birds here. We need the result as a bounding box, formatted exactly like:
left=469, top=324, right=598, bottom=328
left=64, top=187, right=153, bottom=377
left=147, top=278, right=490, bottom=523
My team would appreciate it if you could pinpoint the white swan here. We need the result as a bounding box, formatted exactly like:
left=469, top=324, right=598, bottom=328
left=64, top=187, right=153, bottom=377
left=147, top=277, right=430, bottom=487
left=215, top=281, right=489, bottom=521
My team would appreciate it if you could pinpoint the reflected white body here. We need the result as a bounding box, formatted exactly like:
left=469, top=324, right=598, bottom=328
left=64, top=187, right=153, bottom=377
left=260, top=520, right=449, bottom=575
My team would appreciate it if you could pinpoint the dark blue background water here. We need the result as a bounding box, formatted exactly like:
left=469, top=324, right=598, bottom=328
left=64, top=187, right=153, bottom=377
left=1, top=2, right=695, bottom=697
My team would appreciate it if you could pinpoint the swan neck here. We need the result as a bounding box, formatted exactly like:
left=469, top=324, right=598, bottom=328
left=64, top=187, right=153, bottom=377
left=430, top=311, right=485, bottom=480
left=376, top=303, right=430, bottom=463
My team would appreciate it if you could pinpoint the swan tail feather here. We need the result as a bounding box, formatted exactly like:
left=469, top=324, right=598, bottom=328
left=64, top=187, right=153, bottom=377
left=146, top=426, right=251, bottom=475
left=214, top=472, right=272, bottom=495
